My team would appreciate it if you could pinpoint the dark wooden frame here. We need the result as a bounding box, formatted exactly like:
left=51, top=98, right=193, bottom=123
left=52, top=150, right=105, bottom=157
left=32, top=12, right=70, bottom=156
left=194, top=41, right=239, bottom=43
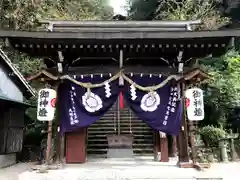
left=0, top=101, right=26, bottom=154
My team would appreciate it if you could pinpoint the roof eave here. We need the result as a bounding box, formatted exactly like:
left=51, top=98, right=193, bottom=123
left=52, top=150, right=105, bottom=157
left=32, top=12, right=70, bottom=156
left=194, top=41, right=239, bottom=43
left=39, top=20, right=202, bottom=27
left=177, top=68, right=210, bottom=84
left=0, top=29, right=239, bottom=40
left=27, top=69, right=59, bottom=81
left=0, top=49, right=36, bottom=97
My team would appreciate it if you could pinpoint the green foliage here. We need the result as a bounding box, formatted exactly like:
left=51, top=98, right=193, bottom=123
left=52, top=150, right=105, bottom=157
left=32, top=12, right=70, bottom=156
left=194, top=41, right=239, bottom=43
left=199, top=50, right=240, bottom=127
left=155, top=0, right=229, bottom=29
left=1, top=0, right=113, bottom=30
left=128, top=0, right=238, bottom=127
left=11, top=53, right=45, bottom=77
left=1, top=0, right=113, bottom=78
left=1, top=0, right=39, bottom=30
left=198, top=125, right=227, bottom=146
left=128, top=0, right=229, bottom=29
left=37, top=0, right=113, bottom=21
left=0, top=0, right=113, bottom=146
left=1, top=0, right=114, bottom=80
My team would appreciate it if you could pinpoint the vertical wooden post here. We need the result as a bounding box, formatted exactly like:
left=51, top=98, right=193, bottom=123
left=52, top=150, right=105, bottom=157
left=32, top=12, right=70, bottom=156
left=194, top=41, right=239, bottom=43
left=154, top=131, right=160, bottom=161
left=159, top=131, right=169, bottom=162
left=55, top=84, right=65, bottom=164
left=60, top=133, right=65, bottom=163
left=160, top=138, right=169, bottom=162
left=154, top=131, right=169, bottom=162
left=53, top=83, right=62, bottom=164
left=189, top=121, right=197, bottom=164
left=176, top=52, right=189, bottom=164
left=46, top=121, right=53, bottom=164
left=177, top=83, right=189, bottom=163
left=170, top=136, right=177, bottom=157
left=55, top=126, right=60, bottom=163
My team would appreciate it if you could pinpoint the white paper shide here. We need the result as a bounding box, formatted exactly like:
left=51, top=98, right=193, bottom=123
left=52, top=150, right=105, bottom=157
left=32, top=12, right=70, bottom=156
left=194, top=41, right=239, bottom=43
left=185, top=88, right=204, bottom=121
left=37, top=88, right=57, bottom=121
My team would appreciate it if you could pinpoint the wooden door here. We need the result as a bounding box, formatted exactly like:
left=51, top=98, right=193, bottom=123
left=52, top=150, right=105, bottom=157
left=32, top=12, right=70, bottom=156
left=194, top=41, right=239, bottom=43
left=66, top=128, right=86, bottom=163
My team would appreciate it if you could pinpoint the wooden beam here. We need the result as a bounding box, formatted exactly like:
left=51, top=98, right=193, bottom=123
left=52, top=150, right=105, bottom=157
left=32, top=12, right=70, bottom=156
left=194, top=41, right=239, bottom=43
left=26, top=69, right=59, bottom=82
left=183, top=68, right=210, bottom=81
left=48, top=66, right=179, bottom=76
left=178, top=68, right=210, bottom=84
left=27, top=67, right=209, bottom=86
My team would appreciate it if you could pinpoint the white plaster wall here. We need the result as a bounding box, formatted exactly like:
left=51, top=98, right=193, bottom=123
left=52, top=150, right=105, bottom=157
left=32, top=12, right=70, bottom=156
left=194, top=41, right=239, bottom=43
left=0, top=154, right=16, bottom=168
left=0, top=65, right=23, bottom=102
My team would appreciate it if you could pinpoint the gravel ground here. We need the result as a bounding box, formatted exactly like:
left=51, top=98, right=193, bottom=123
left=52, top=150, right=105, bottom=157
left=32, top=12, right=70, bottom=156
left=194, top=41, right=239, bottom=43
left=1, top=161, right=240, bottom=180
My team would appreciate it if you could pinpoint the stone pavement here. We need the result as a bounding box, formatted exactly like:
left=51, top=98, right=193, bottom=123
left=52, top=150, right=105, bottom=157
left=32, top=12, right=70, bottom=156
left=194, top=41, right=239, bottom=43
left=0, top=162, right=36, bottom=180
left=1, top=159, right=240, bottom=180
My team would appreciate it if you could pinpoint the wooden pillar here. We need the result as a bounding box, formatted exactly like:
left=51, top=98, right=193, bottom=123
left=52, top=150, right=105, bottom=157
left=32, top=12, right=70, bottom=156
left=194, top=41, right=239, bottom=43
left=54, top=83, right=62, bottom=164
left=160, top=134, right=169, bottom=162
left=154, top=131, right=160, bottom=160
left=155, top=131, right=169, bottom=162
left=60, top=133, right=65, bottom=163
left=189, top=121, right=197, bottom=164
left=177, top=83, right=189, bottom=163
left=170, top=136, right=177, bottom=157
left=46, top=121, right=53, bottom=164
left=66, top=128, right=86, bottom=163
left=55, top=126, right=61, bottom=163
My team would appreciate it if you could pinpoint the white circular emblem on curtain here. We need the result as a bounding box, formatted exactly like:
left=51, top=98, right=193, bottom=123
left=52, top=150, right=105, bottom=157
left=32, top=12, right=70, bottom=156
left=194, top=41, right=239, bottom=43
left=82, top=92, right=103, bottom=112
left=140, top=91, right=160, bottom=112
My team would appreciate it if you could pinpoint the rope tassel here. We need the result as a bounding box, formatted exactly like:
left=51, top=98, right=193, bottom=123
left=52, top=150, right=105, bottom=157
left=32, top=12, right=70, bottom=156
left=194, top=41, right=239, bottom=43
left=119, top=74, right=124, bottom=86
left=87, top=88, right=91, bottom=98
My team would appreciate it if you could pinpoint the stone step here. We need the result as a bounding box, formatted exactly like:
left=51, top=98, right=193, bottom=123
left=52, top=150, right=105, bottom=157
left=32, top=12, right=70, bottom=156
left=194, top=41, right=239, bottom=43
left=88, top=132, right=152, bottom=135
left=88, top=129, right=152, bottom=132
left=90, top=121, right=148, bottom=125
left=91, top=121, right=148, bottom=124
left=96, top=120, right=145, bottom=124
left=89, top=125, right=148, bottom=129
left=87, top=134, right=153, bottom=137
left=87, top=101, right=154, bottom=156
left=120, top=130, right=152, bottom=134
left=87, top=152, right=154, bottom=155
left=87, top=148, right=154, bottom=152
left=88, top=140, right=153, bottom=144
left=88, top=126, right=151, bottom=130
left=87, top=138, right=153, bottom=142
left=87, top=145, right=154, bottom=148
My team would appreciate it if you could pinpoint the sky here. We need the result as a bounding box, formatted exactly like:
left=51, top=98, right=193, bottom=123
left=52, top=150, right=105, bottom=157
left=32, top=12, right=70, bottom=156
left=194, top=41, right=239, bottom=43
left=109, top=0, right=128, bottom=16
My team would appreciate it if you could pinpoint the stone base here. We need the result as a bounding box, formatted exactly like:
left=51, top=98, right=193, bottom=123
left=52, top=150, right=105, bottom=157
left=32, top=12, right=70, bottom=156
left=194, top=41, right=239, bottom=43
left=178, top=162, right=211, bottom=170
left=0, top=153, right=16, bottom=168
left=178, top=162, right=193, bottom=168
left=107, top=148, right=134, bottom=158
left=18, top=160, right=227, bottom=180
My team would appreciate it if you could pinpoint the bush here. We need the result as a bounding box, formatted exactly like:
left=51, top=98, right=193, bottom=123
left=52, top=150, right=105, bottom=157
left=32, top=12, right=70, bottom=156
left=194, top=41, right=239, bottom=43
left=198, top=125, right=227, bottom=146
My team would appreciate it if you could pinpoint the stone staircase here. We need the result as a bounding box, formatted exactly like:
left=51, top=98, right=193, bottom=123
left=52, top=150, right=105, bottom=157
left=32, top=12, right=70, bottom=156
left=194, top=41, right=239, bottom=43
left=87, top=100, right=154, bottom=157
